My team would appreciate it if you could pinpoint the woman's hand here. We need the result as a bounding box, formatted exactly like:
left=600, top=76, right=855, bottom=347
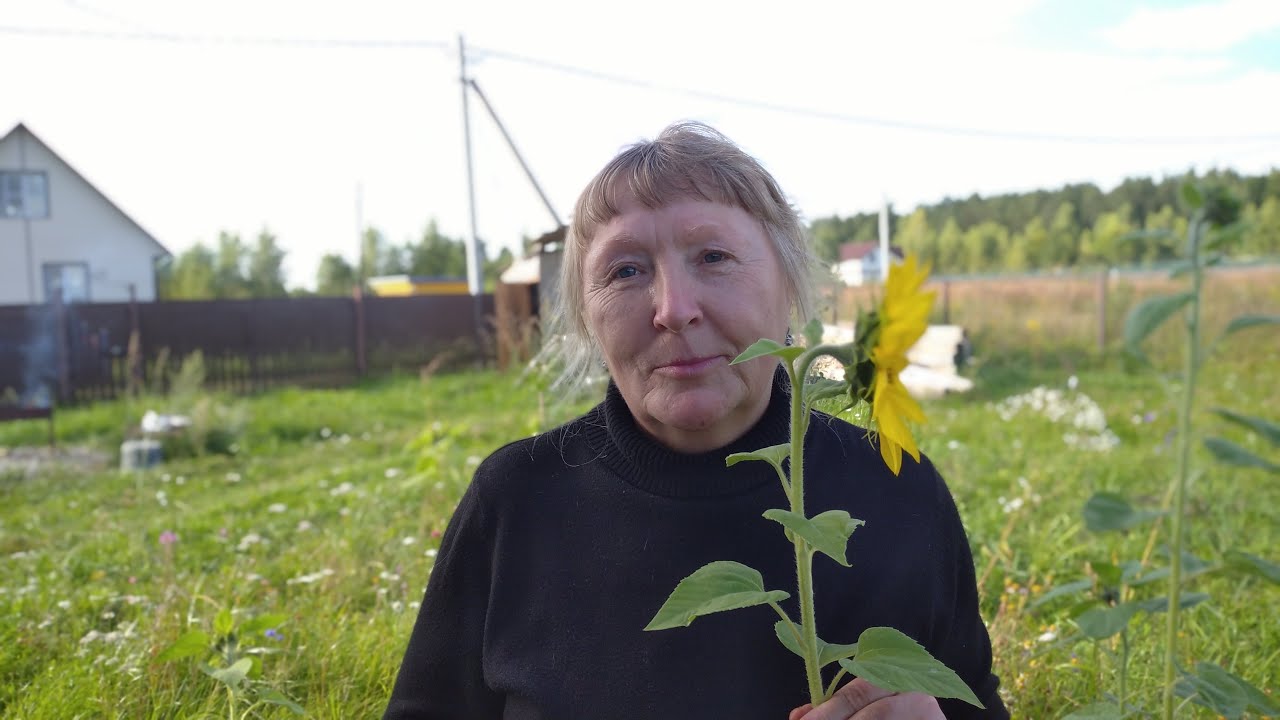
left=787, top=679, right=944, bottom=720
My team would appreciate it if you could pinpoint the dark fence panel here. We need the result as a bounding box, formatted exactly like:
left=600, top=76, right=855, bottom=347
left=0, top=293, right=494, bottom=405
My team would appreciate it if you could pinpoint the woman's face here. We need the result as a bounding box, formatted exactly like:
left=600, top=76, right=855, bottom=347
left=582, top=192, right=791, bottom=453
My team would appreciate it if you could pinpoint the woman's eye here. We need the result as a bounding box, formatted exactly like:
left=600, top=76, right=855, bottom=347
left=703, top=251, right=725, bottom=264
left=614, top=265, right=638, bottom=280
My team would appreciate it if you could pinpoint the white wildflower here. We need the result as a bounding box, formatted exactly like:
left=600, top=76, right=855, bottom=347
left=425, top=548, right=438, bottom=558
left=57, top=599, right=71, bottom=610
left=155, top=490, right=168, bottom=507
left=267, top=503, right=287, bottom=514
left=401, top=536, right=417, bottom=546
left=320, top=427, right=332, bottom=439
left=225, top=472, right=241, bottom=483
left=236, top=533, right=263, bottom=552
left=287, top=568, right=335, bottom=585
left=330, top=482, right=354, bottom=497
left=384, top=468, right=402, bottom=479
left=296, top=520, right=314, bottom=532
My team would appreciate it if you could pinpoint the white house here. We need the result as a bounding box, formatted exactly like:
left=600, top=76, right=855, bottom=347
left=833, top=241, right=905, bottom=286
left=0, top=123, right=168, bottom=306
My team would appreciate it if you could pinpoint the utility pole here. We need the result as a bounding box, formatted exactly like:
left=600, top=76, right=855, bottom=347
left=355, top=181, right=364, bottom=285
left=878, top=197, right=890, bottom=283
left=459, top=35, right=482, bottom=297
left=468, top=79, right=563, bottom=228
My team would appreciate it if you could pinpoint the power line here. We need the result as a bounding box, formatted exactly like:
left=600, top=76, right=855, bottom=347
left=0, top=24, right=446, bottom=49
left=469, top=46, right=1280, bottom=147
left=5, top=23, right=1279, bottom=147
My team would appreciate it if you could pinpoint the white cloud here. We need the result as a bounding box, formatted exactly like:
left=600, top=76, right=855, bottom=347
left=1100, top=0, right=1280, bottom=52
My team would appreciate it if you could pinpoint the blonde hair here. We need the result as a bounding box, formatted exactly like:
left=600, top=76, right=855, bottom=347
left=551, top=121, right=817, bottom=389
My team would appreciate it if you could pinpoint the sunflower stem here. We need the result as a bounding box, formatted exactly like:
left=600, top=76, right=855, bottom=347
left=1162, top=211, right=1204, bottom=720
left=784, top=358, right=825, bottom=705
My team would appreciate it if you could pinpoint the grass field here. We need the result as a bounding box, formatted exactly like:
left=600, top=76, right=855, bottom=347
left=2, top=271, right=1278, bottom=718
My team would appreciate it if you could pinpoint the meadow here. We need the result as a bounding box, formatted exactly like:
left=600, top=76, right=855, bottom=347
left=1, top=267, right=1278, bottom=718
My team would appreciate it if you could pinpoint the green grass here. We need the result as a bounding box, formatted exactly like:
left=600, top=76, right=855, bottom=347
left=2, top=348, right=1278, bottom=717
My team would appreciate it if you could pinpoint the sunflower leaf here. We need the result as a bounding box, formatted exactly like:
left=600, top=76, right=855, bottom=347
left=802, top=318, right=825, bottom=348
left=803, top=378, right=848, bottom=405
left=645, top=561, right=789, bottom=631
left=1221, top=314, right=1280, bottom=340
left=763, top=509, right=864, bottom=567
left=732, top=338, right=803, bottom=365
left=1225, top=550, right=1280, bottom=585
left=1204, top=437, right=1280, bottom=474
left=1176, top=661, right=1280, bottom=718
left=1124, top=291, right=1194, bottom=362
left=725, top=444, right=790, bottom=470
left=1212, top=408, right=1280, bottom=447
left=772, top=621, right=860, bottom=668
left=839, top=627, right=983, bottom=708
left=1082, top=492, right=1164, bottom=532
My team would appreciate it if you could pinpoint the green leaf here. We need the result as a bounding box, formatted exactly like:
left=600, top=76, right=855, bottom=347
left=240, top=613, right=289, bottom=637
left=1204, top=437, right=1280, bottom=474
left=731, top=339, right=803, bottom=365
left=1221, top=313, right=1280, bottom=340
left=1091, top=561, right=1124, bottom=589
left=644, top=561, right=789, bottom=631
left=1062, top=701, right=1123, bottom=720
left=214, top=608, right=234, bottom=638
left=1168, top=253, right=1223, bottom=279
left=763, top=509, right=864, bottom=567
left=1075, top=603, right=1141, bottom=639
left=255, top=688, right=306, bottom=715
left=772, top=620, right=859, bottom=668
left=1124, top=292, right=1193, bottom=362
left=1225, top=550, right=1280, bottom=585
left=1213, top=407, right=1280, bottom=447
left=802, top=318, right=824, bottom=348
left=1131, top=592, right=1210, bottom=614
left=839, top=627, right=983, bottom=708
left=1206, top=219, right=1250, bottom=252
left=1029, top=578, right=1093, bottom=611
left=1181, top=182, right=1204, bottom=210
left=205, top=658, right=253, bottom=689
left=725, top=444, right=790, bottom=471
left=157, top=630, right=210, bottom=662
left=1174, top=661, right=1279, bottom=719
left=802, top=377, right=847, bottom=405
left=1082, top=492, right=1164, bottom=532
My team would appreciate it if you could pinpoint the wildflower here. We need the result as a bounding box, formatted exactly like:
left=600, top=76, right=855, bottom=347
left=868, top=254, right=934, bottom=475
left=155, top=490, right=168, bottom=507
left=330, top=481, right=354, bottom=497
left=320, top=427, right=332, bottom=439
left=225, top=472, right=241, bottom=483
left=264, top=628, right=283, bottom=641
left=425, top=548, right=438, bottom=559
left=159, top=530, right=179, bottom=546
left=57, top=599, right=72, bottom=610
left=268, top=503, right=287, bottom=514
left=297, top=520, right=314, bottom=532
left=401, top=536, right=417, bottom=546
left=384, top=468, right=402, bottom=479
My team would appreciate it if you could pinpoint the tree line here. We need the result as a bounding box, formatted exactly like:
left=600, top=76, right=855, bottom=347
left=811, top=168, right=1280, bottom=275
left=158, top=168, right=1280, bottom=300
left=158, top=221, right=515, bottom=300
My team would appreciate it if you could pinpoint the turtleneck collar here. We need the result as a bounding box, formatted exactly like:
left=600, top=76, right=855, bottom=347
left=581, top=365, right=793, bottom=499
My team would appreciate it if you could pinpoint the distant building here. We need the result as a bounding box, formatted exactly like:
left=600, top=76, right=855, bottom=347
left=833, top=241, right=904, bottom=286
left=366, top=275, right=469, bottom=296
left=0, top=123, right=169, bottom=305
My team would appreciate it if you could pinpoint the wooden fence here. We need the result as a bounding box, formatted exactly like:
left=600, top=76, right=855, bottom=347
left=0, top=292, right=495, bottom=405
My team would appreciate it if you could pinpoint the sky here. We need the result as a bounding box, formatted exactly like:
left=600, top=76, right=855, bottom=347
left=3, top=0, right=1279, bottom=289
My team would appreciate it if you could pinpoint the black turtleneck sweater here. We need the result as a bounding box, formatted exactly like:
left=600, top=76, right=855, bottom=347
left=384, top=372, right=1008, bottom=719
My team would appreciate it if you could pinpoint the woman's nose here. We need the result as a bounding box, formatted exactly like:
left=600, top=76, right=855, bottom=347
left=652, top=266, right=702, bottom=333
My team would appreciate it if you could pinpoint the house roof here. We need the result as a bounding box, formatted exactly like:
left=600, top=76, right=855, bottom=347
left=1, top=122, right=170, bottom=258
left=531, top=224, right=567, bottom=249
left=838, top=241, right=904, bottom=261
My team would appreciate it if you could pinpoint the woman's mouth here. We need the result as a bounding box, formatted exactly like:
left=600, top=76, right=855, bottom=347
left=653, top=356, right=725, bottom=378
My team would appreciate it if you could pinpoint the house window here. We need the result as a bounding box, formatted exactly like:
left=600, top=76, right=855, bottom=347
left=1, top=171, right=49, bottom=219
left=43, top=262, right=90, bottom=303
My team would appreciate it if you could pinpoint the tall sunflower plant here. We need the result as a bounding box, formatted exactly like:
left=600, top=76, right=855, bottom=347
left=644, top=255, right=984, bottom=710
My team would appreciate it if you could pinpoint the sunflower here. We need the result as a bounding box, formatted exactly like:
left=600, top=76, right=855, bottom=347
left=869, top=254, right=935, bottom=475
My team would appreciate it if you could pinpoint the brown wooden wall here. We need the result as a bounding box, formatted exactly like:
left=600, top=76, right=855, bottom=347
left=0, top=293, right=495, bottom=405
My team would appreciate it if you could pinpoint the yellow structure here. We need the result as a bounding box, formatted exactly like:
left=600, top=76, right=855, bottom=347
left=366, top=275, right=470, bottom=297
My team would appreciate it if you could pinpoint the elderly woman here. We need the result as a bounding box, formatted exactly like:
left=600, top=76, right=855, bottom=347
left=384, top=123, right=1008, bottom=719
